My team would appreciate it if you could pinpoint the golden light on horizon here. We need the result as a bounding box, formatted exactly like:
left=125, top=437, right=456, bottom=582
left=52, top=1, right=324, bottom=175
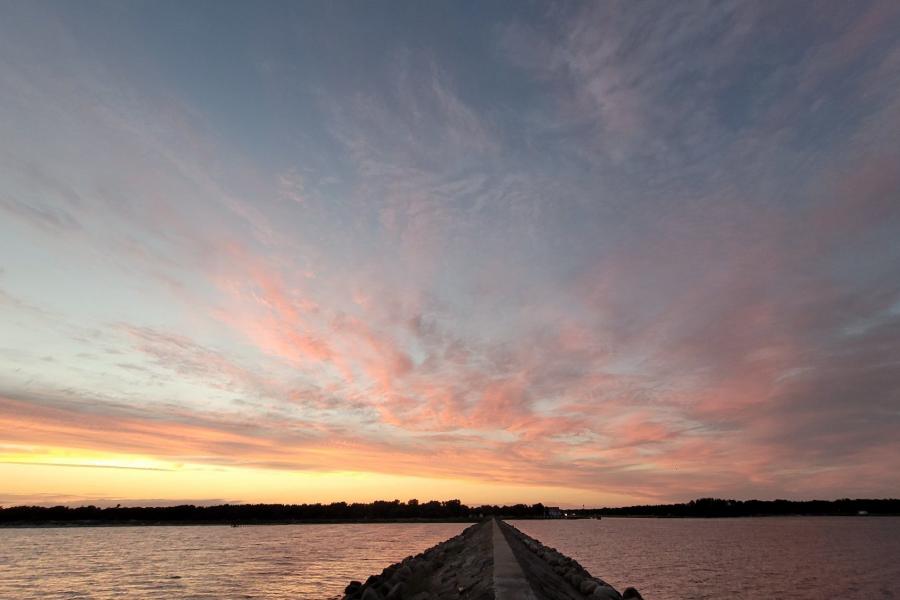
left=0, top=446, right=636, bottom=508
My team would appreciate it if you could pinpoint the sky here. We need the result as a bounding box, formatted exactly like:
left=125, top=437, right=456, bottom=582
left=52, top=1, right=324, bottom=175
left=1, top=1, right=899, bottom=508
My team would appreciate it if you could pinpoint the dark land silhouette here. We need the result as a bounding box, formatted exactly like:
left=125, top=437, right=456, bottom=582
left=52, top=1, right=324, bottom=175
left=573, top=497, right=900, bottom=518
left=1, top=497, right=897, bottom=526
left=0, top=499, right=537, bottom=526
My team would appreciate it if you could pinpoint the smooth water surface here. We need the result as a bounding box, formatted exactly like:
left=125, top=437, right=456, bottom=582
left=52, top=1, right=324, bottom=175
left=512, top=517, right=900, bottom=599
left=0, top=522, right=466, bottom=599
left=2, top=518, right=899, bottom=599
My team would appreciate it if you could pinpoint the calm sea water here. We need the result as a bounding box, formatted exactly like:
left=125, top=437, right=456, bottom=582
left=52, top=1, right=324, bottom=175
left=511, top=517, right=900, bottom=599
left=0, top=517, right=897, bottom=599
left=0, top=522, right=466, bottom=599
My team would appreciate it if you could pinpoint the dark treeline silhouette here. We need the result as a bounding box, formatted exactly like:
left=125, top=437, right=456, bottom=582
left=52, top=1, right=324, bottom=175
left=581, top=497, right=900, bottom=518
left=0, top=499, right=546, bottom=526
left=3, top=497, right=899, bottom=526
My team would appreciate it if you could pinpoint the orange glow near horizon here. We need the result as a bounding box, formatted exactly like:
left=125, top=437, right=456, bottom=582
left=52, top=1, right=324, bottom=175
left=0, top=448, right=637, bottom=509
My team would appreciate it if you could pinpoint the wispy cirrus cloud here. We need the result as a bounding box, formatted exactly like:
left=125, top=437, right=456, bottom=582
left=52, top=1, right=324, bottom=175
left=0, top=1, right=898, bottom=505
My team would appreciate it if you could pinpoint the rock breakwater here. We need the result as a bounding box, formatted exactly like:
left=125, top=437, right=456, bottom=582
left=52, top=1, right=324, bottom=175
left=339, top=519, right=643, bottom=600
left=498, top=520, right=643, bottom=600
left=341, top=521, right=493, bottom=600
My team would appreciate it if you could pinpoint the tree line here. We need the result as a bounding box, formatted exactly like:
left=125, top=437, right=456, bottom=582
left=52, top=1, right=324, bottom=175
left=0, top=499, right=547, bottom=525
left=586, top=497, right=900, bottom=517
left=2, top=497, right=898, bottom=525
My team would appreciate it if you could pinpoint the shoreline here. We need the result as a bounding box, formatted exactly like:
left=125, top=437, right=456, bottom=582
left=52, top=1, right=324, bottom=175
left=2, top=513, right=894, bottom=529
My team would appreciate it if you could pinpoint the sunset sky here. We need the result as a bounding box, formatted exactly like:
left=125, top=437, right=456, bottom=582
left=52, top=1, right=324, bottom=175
left=1, top=1, right=899, bottom=508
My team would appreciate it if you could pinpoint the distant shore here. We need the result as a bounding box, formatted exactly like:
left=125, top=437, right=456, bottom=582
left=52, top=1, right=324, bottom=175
left=3, top=514, right=899, bottom=529
left=2, top=498, right=897, bottom=528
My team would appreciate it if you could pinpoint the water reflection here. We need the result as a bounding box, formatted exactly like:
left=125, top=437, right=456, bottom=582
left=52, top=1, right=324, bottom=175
left=3, top=518, right=898, bottom=599
left=0, top=522, right=466, bottom=599
left=512, top=517, right=900, bottom=600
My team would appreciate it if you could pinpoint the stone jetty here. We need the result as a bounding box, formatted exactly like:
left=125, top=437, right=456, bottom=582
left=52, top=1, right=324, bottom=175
left=339, top=519, right=644, bottom=600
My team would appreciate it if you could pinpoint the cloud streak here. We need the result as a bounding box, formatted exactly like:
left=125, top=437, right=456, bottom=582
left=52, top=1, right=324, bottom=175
left=0, top=1, right=898, bottom=505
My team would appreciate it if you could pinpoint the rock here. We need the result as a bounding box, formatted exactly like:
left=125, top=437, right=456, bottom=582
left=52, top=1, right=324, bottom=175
left=415, top=558, right=432, bottom=574
left=385, top=581, right=407, bottom=600
left=622, top=587, right=644, bottom=599
left=590, top=585, right=623, bottom=600
left=345, top=581, right=362, bottom=595
left=361, top=588, right=383, bottom=600
left=580, top=578, right=600, bottom=594
left=456, top=571, right=479, bottom=592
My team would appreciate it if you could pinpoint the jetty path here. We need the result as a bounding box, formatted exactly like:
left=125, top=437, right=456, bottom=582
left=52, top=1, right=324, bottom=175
left=339, top=518, right=644, bottom=600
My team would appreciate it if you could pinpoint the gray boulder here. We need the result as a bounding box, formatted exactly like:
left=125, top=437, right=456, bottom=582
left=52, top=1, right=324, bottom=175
left=385, top=581, right=407, bottom=600
left=344, top=581, right=362, bottom=595
left=360, top=588, right=382, bottom=600
left=590, top=585, right=623, bottom=600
